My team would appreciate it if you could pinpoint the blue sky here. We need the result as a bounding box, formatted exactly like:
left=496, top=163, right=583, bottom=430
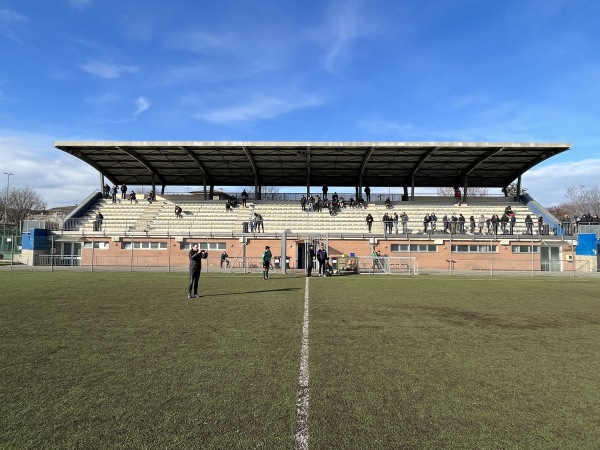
left=1, top=0, right=599, bottom=208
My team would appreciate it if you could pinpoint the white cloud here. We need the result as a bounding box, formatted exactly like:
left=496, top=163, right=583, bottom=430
left=78, top=61, right=139, bottom=79
left=0, top=8, right=28, bottom=23
left=523, top=158, right=600, bottom=206
left=68, top=0, right=92, bottom=10
left=197, top=96, right=321, bottom=124
left=133, top=96, right=150, bottom=117
left=319, top=0, right=378, bottom=73
left=0, top=131, right=99, bottom=208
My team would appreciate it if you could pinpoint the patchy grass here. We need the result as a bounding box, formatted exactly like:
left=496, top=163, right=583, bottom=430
left=1, top=273, right=599, bottom=449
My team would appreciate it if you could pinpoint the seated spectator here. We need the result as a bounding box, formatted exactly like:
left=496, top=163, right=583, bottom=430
left=220, top=250, right=229, bottom=268
left=357, top=196, right=365, bottom=208
left=129, top=191, right=138, bottom=204
left=175, top=205, right=183, bottom=218
left=348, top=197, right=355, bottom=208
left=385, top=196, right=392, bottom=209
left=225, top=199, right=231, bottom=211
left=338, top=196, right=345, bottom=208
left=147, top=191, right=155, bottom=203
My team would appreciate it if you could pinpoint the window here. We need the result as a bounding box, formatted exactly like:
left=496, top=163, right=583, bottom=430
left=83, top=242, right=109, bottom=249
left=122, top=242, right=168, bottom=250
left=512, top=245, right=540, bottom=254
left=392, top=244, right=437, bottom=252
left=451, top=245, right=497, bottom=253
left=182, top=242, right=226, bottom=250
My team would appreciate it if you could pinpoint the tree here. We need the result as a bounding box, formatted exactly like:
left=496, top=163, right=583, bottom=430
left=0, top=186, right=47, bottom=227
left=563, top=185, right=600, bottom=217
left=243, top=186, right=285, bottom=201
left=505, top=183, right=527, bottom=198
left=436, top=187, right=489, bottom=197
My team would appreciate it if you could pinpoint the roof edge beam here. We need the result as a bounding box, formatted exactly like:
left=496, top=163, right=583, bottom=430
left=117, top=147, right=166, bottom=186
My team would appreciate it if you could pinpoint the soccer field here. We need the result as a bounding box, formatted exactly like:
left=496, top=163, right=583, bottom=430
left=1, top=272, right=599, bottom=449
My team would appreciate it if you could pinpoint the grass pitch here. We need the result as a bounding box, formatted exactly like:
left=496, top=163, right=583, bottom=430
left=1, top=272, right=599, bottom=449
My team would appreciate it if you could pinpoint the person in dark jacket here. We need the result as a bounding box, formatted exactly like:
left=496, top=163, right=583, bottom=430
left=188, top=243, right=208, bottom=298
left=306, top=245, right=315, bottom=277
left=316, top=244, right=328, bottom=276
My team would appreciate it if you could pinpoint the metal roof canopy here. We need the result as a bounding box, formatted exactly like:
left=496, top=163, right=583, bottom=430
left=54, top=141, right=570, bottom=190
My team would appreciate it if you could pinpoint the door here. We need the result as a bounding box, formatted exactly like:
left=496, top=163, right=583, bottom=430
left=541, top=246, right=560, bottom=272
left=297, top=243, right=305, bottom=269
left=62, top=242, right=82, bottom=266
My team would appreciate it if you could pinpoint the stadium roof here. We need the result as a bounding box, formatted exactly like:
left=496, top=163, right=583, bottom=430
left=54, top=141, right=570, bottom=190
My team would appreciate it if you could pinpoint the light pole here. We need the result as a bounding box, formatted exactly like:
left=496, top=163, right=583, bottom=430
left=3, top=172, right=13, bottom=251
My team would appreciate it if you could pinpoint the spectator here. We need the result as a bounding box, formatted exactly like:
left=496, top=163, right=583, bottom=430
left=188, top=244, right=207, bottom=298
left=469, top=215, right=476, bottom=234
left=509, top=212, right=516, bottom=235
left=454, top=187, right=462, bottom=204
left=357, top=196, right=364, bottom=208
left=111, top=185, right=118, bottom=203
left=366, top=213, right=374, bottom=233
left=129, top=191, right=138, bottom=204
left=451, top=213, right=458, bottom=234
left=175, top=205, right=183, bottom=218
left=382, top=212, right=389, bottom=233
left=458, top=213, right=466, bottom=233
left=316, top=244, right=328, bottom=276
left=306, top=245, right=315, bottom=277
left=443, top=214, right=450, bottom=234
left=120, top=184, right=128, bottom=199
left=537, top=215, right=544, bottom=235
left=241, top=189, right=248, bottom=208
left=385, top=196, right=392, bottom=209
left=500, top=212, right=509, bottom=234
left=95, top=212, right=103, bottom=231
left=393, top=212, right=399, bottom=234
left=491, top=214, right=500, bottom=235
left=423, top=213, right=431, bottom=233
left=401, top=212, right=409, bottom=233
left=255, top=213, right=264, bottom=233
left=525, top=214, right=533, bottom=235
left=364, top=186, right=371, bottom=201
left=103, top=183, right=110, bottom=198
left=308, top=195, right=314, bottom=212
left=300, top=195, right=307, bottom=211
left=322, top=184, right=328, bottom=200
left=478, top=214, right=486, bottom=234
left=147, top=191, right=155, bottom=203
left=430, top=212, right=438, bottom=233
left=220, top=250, right=229, bottom=268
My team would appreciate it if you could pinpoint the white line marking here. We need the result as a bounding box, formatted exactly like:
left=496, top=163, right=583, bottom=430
left=294, top=277, right=310, bottom=450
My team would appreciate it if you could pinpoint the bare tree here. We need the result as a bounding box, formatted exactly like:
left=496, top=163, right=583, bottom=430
left=562, top=185, right=600, bottom=217
left=2, top=186, right=47, bottom=226
left=436, top=187, right=490, bottom=197
left=244, top=186, right=286, bottom=201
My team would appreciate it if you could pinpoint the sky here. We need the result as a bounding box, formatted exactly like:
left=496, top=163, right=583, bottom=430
left=1, top=0, right=600, bottom=208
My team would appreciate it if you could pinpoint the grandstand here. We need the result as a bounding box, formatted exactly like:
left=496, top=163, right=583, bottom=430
left=12, top=141, right=597, bottom=273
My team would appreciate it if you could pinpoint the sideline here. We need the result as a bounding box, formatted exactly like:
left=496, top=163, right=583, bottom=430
left=294, top=277, right=310, bottom=449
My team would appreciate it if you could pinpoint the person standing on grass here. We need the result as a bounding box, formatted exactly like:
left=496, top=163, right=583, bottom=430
left=316, top=244, right=328, bottom=276
left=188, top=243, right=208, bottom=298
left=306, top=245, right=315, bottom=277
left=262, top=245, right=272, bottom=280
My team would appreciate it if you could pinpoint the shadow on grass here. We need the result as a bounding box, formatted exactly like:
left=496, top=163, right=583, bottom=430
left=208, top=287, right=302, bottom=297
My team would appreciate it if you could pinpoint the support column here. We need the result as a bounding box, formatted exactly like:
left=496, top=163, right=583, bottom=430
left=516, top=175, right=522, bottom=200
left=463, top=178, right=468, bottom=204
